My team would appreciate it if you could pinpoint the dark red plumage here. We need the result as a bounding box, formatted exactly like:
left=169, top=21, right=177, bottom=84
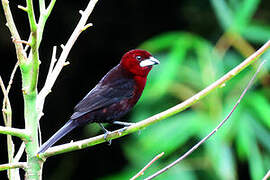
left=38, top=49, right=159, bottom=153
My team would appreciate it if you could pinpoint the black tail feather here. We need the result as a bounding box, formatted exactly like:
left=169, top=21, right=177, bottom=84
left=38, top=120, right=78, bottom=154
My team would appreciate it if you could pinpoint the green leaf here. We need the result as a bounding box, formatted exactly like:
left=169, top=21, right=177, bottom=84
left=246, top=92, right=270, bottom=128
left=248, top=139, right=265, bottom=180
left=249, top=117, right=270, bottom=152
left=205, top=142, right=237, bottom=180
left=234, top=0, right=261, bottom=31
left=139, top=32, right=186, bottom=52
left=210, top=0, right=234, bottom=29
left=235, top=112, right=255, bottom=160
left=242, top=23, right=270, bottom=43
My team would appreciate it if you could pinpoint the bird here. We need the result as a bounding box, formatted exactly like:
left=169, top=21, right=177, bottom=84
left=38, top=49, right=159, bottom=153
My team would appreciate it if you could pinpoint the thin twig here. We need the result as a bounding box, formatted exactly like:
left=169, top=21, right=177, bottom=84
left=130, top=152, right=164, bottom=180
left=0, top=76, right=15, bottom=179
left=0, top=162, right=27, bottom=171
left=36, top=0, right=56, bottom=47
left=144, top=60, right=266, bottom=180
left=14, top=143, right=26, bottom=162
left=1, top=62, right=19, bottom=124
left=6, top=62, right=19, bottom=93
left=0, top=126, right=30, bottom=141
left=47, top=46, right=57, bottom=78
left=13, top=39, right=31, bottom=46
left=38, top=41, right=270, bottom=159
left=0, top=76, right=10, bottom=125
left=23, top=34, right=32, bottom=52
left=37, top=0, right=99, bottom=118
left=1, top=0, right=28, bottom=63
left=0, top=62, right=19, bottom=180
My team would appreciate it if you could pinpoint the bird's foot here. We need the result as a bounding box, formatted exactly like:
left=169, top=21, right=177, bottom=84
left=117, top=127, right=128, bottom=135
left=103, top=131, right=112, bottom=145
left=114, top=121, right=135, bottom=135
left=99, top=123, right=112, bottom=145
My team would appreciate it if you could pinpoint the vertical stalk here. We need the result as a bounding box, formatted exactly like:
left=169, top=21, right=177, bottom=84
left=23, top=90, right=41, bottom=180
left=20, top=43, right=41, bottom=179
left=0, top=77, right=17, bottom=179
left=22, top=0, right=42, bottom=179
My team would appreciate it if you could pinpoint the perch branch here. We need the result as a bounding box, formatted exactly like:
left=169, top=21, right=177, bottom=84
left=0, top=162, right=27, bottom=171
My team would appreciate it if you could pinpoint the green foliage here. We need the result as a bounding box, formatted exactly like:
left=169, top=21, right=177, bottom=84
left=101, top=0, right=270, bottom=179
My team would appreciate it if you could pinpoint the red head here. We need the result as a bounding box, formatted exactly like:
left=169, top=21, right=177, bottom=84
left=120, top=49, right=160, bottom=77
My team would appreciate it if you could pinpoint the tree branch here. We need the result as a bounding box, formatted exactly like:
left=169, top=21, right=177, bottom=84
left=130, top=152, right=164, bottom=180
left=37, top=0, right=99, bottom=112
left=0, top=62, right=19, bottom=179
left=0, top=126, right=30, bottom=141
left=37, top=0, right=56, bottom=47
left=14, top=143, right=26, bottom=162
left=25, top=0, right=39, bottom=93
left=38, top=40, right=270, bottom=159
left=1, top=0, right=28, bottom=64
left=0, top=162, right=27, bottom=171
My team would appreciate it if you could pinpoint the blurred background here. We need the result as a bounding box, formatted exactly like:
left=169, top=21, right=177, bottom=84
left=1, top=0, right=270, bottom=179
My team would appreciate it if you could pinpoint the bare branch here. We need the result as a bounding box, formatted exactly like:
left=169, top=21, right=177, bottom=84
left=0, top=62, right=19, bottom=180
left=17, top=5, right=28, bottom=12
left=144, top=60, right=266, bottom=180
left=0, top=76, right=11, bottom=125
left=1, top=0, right=28, bottom=63
left=0, top=162, right=27, bottom=171
left=1, top=62, right=19, bottom=124
left=0, top=126, right=30, bottom=141
left=14, top=143, right=26, bottom=162
left=38, top=0, right=99, bottom=117
left=47, top=46, right=57, bottom=78
left=6, top=62, right=19, bottom=93
left=13, top=39, right=31, bottom=46
left=130, top=152, right=164, bottom=180
left=36, top=0, right=56, bottom=47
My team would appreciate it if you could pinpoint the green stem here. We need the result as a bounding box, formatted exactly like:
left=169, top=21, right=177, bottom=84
left=39, top=40, right=270, bottom=159
left=0, top=126, right=30, bottom=140
left=22, top=0, right=42, bottom=179
left=37, top=0, right=56, bottom=47
left=23, top=93, right=42, bottom=180
left=0, top=162, right=27, bottom=171
left=26, top=0, right=37, bottom=32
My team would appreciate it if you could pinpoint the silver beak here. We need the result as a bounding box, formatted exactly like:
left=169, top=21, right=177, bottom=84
left=139, top=56, right=160, bottom=67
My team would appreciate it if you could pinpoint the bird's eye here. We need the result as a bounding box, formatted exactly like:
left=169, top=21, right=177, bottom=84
left=136, top=56, right=142, bottom=61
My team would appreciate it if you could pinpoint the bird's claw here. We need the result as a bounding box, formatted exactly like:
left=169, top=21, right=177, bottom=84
left=118, top=127, right=128, bottom=135
left=104, top=130, right=112, bottom=145
left=99, top=123, right=112, bottom=145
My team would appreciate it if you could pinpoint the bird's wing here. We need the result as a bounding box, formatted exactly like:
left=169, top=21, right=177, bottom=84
left=70, top=78, right=134, bottom=119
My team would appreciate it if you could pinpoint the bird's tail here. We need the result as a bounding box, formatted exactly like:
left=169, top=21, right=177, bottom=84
left=38, top=119, right=78, bottom=154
